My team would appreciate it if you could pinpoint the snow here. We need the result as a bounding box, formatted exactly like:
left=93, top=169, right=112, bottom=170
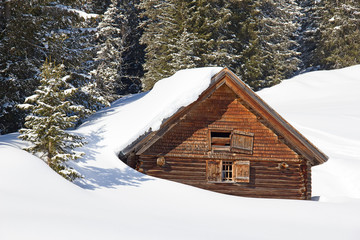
left=1, top=66, right=360, bottom=239
left=259, top=65, right=360, bottom=199
left=24, top=94, right=39, bottom=103
left=76, top=67, right=222, bottom=157
left=55, top=5, right=98, bottom=20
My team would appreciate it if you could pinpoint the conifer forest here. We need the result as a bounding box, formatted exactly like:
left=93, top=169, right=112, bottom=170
left=1, top=0, right=359, bottom=137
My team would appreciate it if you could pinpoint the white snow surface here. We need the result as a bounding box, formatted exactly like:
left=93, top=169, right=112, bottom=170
left=1, top=66, right=360, bottom=240
left=55, top=4, right=98, bottom=20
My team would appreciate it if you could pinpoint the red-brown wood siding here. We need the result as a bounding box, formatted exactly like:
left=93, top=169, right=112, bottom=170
left=138, top=82, right=311, bottom=199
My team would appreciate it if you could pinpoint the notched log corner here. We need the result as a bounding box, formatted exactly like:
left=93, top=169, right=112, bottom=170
left=118, top=151, right=138, bottom=169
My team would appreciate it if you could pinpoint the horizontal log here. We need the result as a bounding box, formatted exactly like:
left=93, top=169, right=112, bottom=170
left=146, top=169, right=205, bottom=177
left=144, top=170, right=304, bottom=182
left=141, top=161, right=302, bottom=172
left=191, top=183, right=305, bottom=194
left=165, top=179, right=305, bottom=189
left=140, top=156, right=302, bottom=164
left=211, top=137, right=231, bottom=145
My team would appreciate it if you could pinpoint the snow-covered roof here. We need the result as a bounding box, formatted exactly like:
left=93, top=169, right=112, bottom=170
left=77, top=67, right=223, bottom=156
left=122, top=68, right=328, bottom=166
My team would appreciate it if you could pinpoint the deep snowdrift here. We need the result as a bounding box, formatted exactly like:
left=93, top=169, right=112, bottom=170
left=1, top=66, right=360, bottom=240
left=259, top=65, right=360, bottom=199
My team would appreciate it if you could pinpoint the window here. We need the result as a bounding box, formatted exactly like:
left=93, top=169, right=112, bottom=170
left=206, top=160, right=250, bottom=183
left=210, top=131, right=231, bottom=152
left=222, top=161, right=233, bottom=181
left=209, top=129, right=254, bottom=154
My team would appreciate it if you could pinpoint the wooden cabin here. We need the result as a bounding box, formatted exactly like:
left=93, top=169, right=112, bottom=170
left=121, top=68, right=328, bottom=200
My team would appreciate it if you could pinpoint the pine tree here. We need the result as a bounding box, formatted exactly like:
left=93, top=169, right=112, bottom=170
left=92, top=0, right=143, bottom=101
left=167, top=1, right=197, bottom=71
left=226, top=0, right=263, bottom=89
left=296, top=0, right=322, bottom=72
left=140, top=0, right=240, bottom=90
left=191, top=0, right=239, bottom=68
left=18, top=61, right=84, bottom=181
left=139, top=0, right=176, bottom=90
left=0, top=0, right=100, bottom=134
left=255, top=0, right=301, bottom=88
left=316, top=0, right=360, bottom=69
left=0, top=0, right=45, bottom=134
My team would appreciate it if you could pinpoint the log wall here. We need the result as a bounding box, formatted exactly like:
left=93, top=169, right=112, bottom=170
left=137, top=83, right=311, bottom=199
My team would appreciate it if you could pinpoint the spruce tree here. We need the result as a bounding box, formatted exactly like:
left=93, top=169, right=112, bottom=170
left=316, top=0, right=360, bottom=69
left=139, top=0, right=176, bottom=90
left=0, top=0, right=45, bottom=134
left=255, top=0, right=301, bottom=88
left=167, top=1, right=197, bottom=71
left=296, top=0, right=322, bottom=71
left=0, top=0, right=100, bottom=134
left=93, top=0, right=143, bottom=101
left=140, top=0, right=241, bottom=90
left=190, top=0, right=239, bottom=68
left=227, top=0, right=263, bottom=89
left=18, top=61, right=84, bottom=181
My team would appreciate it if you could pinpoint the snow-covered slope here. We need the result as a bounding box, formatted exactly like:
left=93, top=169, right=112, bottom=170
left=1, top=66, right=360, bottom=240
left=259, top=65, right=360, bottom=199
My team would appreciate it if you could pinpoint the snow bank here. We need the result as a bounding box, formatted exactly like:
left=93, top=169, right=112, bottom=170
left=76, top=67, right=222, bottom=154
left=258, top=65, right=360, bottom=199
left=72, top=67, right=222, bottom=189
left=1, top=66, right=360, bottom=240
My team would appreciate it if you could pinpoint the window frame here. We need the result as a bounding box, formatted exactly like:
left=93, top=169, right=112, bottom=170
left=208, top=128, right=254, bottom=154
left=206, top=160, right=250, bottom=183
left=208, top=129, right=232, bottom=152
left=221, top=161, right=233, bottom=182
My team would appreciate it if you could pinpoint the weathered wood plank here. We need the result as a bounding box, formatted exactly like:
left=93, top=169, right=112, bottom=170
left=134, top=83, right=313, bottom=199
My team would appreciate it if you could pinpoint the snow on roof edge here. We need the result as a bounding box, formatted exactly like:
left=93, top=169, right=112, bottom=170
left=107, top=67, right=223, bottom=155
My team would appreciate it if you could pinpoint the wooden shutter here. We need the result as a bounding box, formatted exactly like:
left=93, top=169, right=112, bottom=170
left=233, top=161, right=250, bottom=183
left=231, top=130, right=254, bottom=154
left=206, top=160, right=221, bottom=182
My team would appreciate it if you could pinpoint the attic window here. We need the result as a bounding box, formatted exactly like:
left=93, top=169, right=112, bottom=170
left=210, top=131, right=231, bottom=151
left=209, top=129, right=254, bottom=154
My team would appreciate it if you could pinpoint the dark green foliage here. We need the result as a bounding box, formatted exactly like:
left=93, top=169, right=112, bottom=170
left=140, top=0, right=247, bottom=90
left=0, top=0, right=109, bottom=134
left=315, top=0, right=360, bottom=69
left=296, top=0, right=322, bottom=71
left=253, top=0, right=301, bottom=89
left=0, top=0, right=91, bottom=134
left=0, top=1, right=44, bottom=134
left=226, top=0, right=263, bottom=89
left=139, top=0, right=301, bottom=91
left=18, top=61, right=84, bottom=181
left=139, top=0, right=176, bottom=90
left=93, top=0, right=143, bottom=101
left=1, top=0, right=359, bottom=135
left=297, top=0, right=360, bottom=71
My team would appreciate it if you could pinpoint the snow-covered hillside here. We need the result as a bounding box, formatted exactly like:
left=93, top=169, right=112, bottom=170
left=1, top=66, right=360, bottom=240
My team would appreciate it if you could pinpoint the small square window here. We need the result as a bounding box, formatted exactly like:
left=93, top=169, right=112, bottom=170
left=210, top=131, right=231, bottom=152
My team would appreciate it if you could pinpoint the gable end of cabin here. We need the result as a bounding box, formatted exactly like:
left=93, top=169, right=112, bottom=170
left=122, top=69, right=327, bottom=200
